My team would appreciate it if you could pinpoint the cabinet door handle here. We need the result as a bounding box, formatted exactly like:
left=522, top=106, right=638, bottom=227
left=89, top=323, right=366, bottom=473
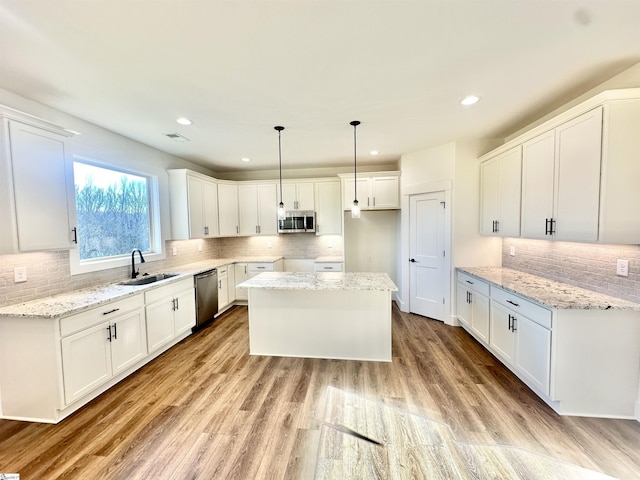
left=171, top=298, right=176, bottom=311
left=236, top=225, right=239, bottom=234
left=107, top=325, right=112, bottom=342
left=468, top=291, right=472, bottom=304
left=71, top=227, right=78, bottom=244
left=512, top=316, right=517, bottom=332
left=506, top=299, right=520, bottom=307
left=103, top=308, right=120, bottom=316
left=244, top=265, right=247, bottom=274
left=175, top=297, right=179, bottom=310
left=113, top=322, right=117, bottom=340
left=508, top=314, right=512, bottom=331
left=219, top=280, right=222, bottom=289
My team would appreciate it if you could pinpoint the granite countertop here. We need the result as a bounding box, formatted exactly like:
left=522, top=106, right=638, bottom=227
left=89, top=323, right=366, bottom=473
left=0, top=256, right=283, bottom=320
left=239, top=272, right=398, bottom=292
left=458, top=267, right=640, bottom=311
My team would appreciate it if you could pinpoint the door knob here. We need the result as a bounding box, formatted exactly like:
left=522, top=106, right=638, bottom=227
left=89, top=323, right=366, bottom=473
left=410, top=258, right=418, bottom=263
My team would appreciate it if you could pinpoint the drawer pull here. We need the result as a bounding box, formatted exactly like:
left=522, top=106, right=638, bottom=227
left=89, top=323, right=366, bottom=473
left=465, top=280, right=474, bottom=285
left=506, top=300, right=520, bottom=307
left=323, top=266, right=333, bottom=270
left=103, top=308, right=120, bottom=316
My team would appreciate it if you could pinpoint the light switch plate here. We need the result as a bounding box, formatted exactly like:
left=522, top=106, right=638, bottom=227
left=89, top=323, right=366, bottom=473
left=172, top=247, right=178, bottom=256
left=616, top=259, right=629, bottom=277
left=14, top=266, right=27, bottom=283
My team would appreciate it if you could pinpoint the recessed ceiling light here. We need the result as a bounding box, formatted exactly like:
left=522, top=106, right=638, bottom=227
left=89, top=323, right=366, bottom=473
left=369, top=150, right=380, bottom=156
left=460, top=95, right=480, bottom=106
left=176, top=117, right=193, bottom=125
left=241, top=157, right=251, bottom=162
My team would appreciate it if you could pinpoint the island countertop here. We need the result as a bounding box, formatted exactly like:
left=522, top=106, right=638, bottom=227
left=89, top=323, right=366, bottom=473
left=458, top=267, right=640, bottom=311
left=239, top=272, right=398, bottom=292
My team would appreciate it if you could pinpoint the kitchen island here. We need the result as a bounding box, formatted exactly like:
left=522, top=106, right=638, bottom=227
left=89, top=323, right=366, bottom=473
left=239, top=272, right=398, bottom=362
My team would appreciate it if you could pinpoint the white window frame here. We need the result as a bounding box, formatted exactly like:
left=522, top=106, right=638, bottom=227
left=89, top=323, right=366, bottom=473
left=69, top=156, right=165, bottom=275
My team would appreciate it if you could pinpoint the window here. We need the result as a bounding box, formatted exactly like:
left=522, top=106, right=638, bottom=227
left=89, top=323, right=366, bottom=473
left=70, top=158, right=163, bottom=274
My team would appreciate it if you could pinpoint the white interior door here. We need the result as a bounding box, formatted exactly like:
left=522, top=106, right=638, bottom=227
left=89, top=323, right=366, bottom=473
left=409, top=191, right=445, bottom=321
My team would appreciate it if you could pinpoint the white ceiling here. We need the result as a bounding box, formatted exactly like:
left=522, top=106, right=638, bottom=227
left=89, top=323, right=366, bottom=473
left=1, top=1, right=640, bottom=173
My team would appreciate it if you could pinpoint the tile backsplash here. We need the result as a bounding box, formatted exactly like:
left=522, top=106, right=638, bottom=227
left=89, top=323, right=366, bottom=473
left=502, top=238, right=640, bottom=304
left=0, top=234, right=343, bottom=308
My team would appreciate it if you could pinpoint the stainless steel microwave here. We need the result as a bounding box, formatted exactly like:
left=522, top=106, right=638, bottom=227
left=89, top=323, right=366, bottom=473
left=278, top=211, right=316, bottom=233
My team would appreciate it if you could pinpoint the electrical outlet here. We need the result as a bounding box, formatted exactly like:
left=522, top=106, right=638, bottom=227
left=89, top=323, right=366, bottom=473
left=198, top=243, right=202, bottom=252
left=14, top=266, right=27, bottom=283
left=172, top=247, right=178, bottom=256
left=509, top=246, right=516, bottom=256
left=616, top=259, right=629, bottom=277
left=267, top=240, right=272, bottom=249
left=366, top=255, right=373, bottom=263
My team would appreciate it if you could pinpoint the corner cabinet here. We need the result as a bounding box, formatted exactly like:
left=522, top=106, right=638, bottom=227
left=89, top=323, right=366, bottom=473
left=479, top=146, right=522, bottom=237
left=339, top=172, right=400, bottom=211
left=218, top=181, right=240, bottom=237
left=168, top=169, right=219, bottom=240
left=238, top=182, right=278, bottom=236
left=0, top=113, right=76, bottom=253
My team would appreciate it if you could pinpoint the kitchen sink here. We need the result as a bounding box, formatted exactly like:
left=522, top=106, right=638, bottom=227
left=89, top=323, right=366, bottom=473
left=119, top=273, right=180, bottom=286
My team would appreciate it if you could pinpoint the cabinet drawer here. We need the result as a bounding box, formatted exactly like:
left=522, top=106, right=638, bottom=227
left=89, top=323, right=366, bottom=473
left=248, top=262, right=274, bottom=272
left=491, top=287, right=552, bottom=329
left=217, top=265, right=228, bottom=276
left=315, top=262, right=343, bottom=272
left=60, top=294, right=144, bottom=337
left=457, top=272, right=490, bottom=297
left=145, top=277, right=194, bottom=305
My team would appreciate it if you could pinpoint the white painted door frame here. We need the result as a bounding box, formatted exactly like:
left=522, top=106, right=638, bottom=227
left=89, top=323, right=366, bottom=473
left=399, top=180, right=454, bottom=325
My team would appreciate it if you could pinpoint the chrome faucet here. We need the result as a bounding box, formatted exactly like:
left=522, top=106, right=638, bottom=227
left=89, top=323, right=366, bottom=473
left=131, top=249, right=146, bottom=279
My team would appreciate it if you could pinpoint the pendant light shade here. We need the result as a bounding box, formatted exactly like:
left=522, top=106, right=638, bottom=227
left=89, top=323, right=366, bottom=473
left=275, top=126, right=286, bottom=220
left=350, top=120, right=361, bottom=219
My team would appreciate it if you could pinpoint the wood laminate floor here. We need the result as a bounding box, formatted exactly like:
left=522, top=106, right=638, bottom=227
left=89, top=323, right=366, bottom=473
left=0, top=305, right=639, bottom=479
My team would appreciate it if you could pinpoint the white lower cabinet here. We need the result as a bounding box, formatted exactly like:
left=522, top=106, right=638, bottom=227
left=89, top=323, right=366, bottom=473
left=234, top=263, right=249, bottom=301
left=61, top=306, right=146, bottom=404
left=218, top=265, right=230, bottom=310
left=145, top=278, right=196, bottom=354
left=456, top=272, right=490, bottom=344
left=489, top=296, right=551, bottom=396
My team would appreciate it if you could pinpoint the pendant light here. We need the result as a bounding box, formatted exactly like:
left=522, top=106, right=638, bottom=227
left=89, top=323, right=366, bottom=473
left=275, top=126, right=286, bottom=220
left=350, top=120, right=361, bottom=219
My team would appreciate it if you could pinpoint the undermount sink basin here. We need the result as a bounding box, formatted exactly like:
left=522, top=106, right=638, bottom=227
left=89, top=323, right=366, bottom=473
left=119, top=273, right=179, bottom=286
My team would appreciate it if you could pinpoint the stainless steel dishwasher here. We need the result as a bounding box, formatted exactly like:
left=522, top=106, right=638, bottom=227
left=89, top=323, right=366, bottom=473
left=194, top=268, right=218, bottom=329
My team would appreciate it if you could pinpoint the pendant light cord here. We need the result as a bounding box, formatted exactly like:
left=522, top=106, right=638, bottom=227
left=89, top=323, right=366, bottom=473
left=275, top=126, right=285, bottom=208
left=350, top=120, right=360, bottom=202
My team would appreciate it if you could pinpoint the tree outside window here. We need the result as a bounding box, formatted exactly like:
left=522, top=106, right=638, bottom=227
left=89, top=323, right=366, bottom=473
left=73, top=162, right=152, bottom=261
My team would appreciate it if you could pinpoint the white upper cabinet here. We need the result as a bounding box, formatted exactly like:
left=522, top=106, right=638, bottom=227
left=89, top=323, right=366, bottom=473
left=598, top=100, right=640, bottom=244
left=521, top=131, right=556, bottom=239
left=314, top=180, right=342, bottom=235
left=168, top=169, right=219, bottom=240
left=238, top=182, right=277, bottom=236
left=483, top=89, right=640, bottom=244
left=480, top=146, right=522, bottom=237
left=217, top=181, right=239, bottom=237
left=281, top=181, right=315, bottom=211
left=0, top=115, right=76, bottom=253
left=521, top=108, right=602, bottom=242
left=339, top=172, right=400, bottom=211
